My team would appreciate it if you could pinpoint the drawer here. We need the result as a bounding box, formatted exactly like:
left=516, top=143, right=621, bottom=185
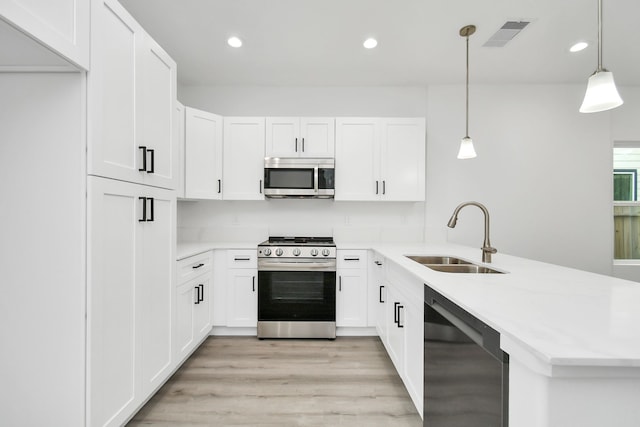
left=227, top=250, right=257, bottom=269
left=177, top=251, right=213, bottom=284
left=337, top=250, right=367, bottom=269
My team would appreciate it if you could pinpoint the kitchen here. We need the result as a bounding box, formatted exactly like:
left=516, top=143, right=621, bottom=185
left=1, top=0, right=640, bottom=426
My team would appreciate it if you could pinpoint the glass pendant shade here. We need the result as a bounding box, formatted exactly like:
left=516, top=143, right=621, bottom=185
left=457, top=136, right=477, bottom=159
left=579, top=70, right=624, bottom=113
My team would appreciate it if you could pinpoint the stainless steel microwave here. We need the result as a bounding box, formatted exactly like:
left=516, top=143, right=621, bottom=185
left=263, top=157, right=335, bottom=198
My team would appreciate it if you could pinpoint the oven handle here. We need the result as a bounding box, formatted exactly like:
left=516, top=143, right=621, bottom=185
left=258, top=260, right=336, bottom=272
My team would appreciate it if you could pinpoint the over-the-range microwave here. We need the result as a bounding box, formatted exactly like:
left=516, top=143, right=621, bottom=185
left=263, top=157, right=335, bottom=199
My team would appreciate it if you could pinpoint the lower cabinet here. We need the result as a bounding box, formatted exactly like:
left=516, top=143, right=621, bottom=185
left=336, top=250, right=368, bottom=327
left=226, top=250, right=258, bottom=328
left=88, top=175, right=176, bottom=427
left=175, top=251, right=213, bottom=363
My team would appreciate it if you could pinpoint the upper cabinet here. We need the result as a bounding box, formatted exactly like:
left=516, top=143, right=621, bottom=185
left=265, top=117, right=335, bottom=158
left=223, top=117, right=266, bottom=200
left=184, top=107, right=223, bottom=200
left=88, top=0, right=177, bottom=190
left=0, top=0, right=90, bottom=69
left=335, top=118, right=425, bottom=201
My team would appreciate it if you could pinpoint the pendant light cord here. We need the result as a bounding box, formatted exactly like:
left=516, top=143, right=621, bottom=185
left=465, top=33, right=470, bottom=138
left=597, top=0, right=603, bottom=71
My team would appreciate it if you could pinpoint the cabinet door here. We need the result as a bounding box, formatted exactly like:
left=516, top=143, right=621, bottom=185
left=185, top=107, right=223, bottom=199
left=87, top=176, right=141, bottom=427
left=137, top=34, right=177, bottom=190
left=138, top=186, right=175, bottom=396
left=380, top=118, right=425, bottom=201
left=335, top=118, right=380, bottom=201
left=403, top=299, right=424, bottom=415
left=265, top=117, right=299, bottom=157
left=193, top=276, right=212, bottom=339
left=336, top=269, right=368, bottom=327
left=386, top=286, right=405, bottom=374
left=0, top=0, right=90, bottom=68
left=88, top=0, right=143, bottom=185
left=300, top=117, right=335, bottom=158
left=223, top=117, right=265, bottom=200
left=226, top=269, right=258, bottom=327
left=175, top=280, right=195, bottom=361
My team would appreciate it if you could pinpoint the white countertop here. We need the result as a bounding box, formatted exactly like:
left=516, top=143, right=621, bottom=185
left=177, top=240, right=640, bottom=369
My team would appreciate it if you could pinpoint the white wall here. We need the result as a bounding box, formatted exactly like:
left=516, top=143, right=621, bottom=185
left=177, top=85, right=428, bottom=244
left=426, top=84, right=613, bottom=275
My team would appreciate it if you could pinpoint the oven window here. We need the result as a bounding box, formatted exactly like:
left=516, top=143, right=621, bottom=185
left=318, top=168, right=334, bottom=190
left=258, top=271, right=336, bottom=321
left=264, top=168, right=314, bottom=189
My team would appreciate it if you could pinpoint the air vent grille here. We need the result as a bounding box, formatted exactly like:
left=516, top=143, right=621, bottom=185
left=483, top=21, right=530, bottom=47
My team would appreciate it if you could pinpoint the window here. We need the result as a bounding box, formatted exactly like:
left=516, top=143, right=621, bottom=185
left=613, top=143, right=640, bottom=260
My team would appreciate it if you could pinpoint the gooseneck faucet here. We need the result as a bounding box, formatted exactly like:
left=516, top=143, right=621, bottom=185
left=447, top=201, right=497, bottom=263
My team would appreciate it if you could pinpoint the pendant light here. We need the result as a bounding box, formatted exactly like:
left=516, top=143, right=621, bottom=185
left=579, top=0, right=623, bottom=113
left=458, top=25, right=477, bottom=159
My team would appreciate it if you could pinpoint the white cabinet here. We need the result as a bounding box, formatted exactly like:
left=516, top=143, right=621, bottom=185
left=175, top=251, right=212, bottom=363
left=335, top=118, right=425, bottom=201
left=176, top=102, right=186, bottom=198
left=89, top=0, right=177, bottom=190
left=265, top=117, right=335, bottom=158
left=88, top=175, right=176, bottom=427
left=223, top=117, right=265, bottom=200
left=226, top=250, right=258, bottom=327
left=0, top=0, right=90, bottom=69
left=370, top=253, right=387, bottom=339
left=185, top=107, right=223, bottom=199
left=336, top=250, right=368, bottom=327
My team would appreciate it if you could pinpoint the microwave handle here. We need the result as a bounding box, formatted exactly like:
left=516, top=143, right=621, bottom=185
left=314, top=166, right=319, bottom=193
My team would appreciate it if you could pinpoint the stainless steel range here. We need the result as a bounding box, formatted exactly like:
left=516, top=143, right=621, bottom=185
left=257, top=236, right=336, bottom=339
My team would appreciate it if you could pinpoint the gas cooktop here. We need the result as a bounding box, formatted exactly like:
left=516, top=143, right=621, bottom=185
left=260, top=236, right=335, bottom=246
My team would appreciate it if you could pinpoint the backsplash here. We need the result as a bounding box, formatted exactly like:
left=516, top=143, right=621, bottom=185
left=178, top=199, right=425, bottom=243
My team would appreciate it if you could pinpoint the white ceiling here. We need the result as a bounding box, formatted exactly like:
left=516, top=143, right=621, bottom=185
left=119, top=0, right=640, bottom=87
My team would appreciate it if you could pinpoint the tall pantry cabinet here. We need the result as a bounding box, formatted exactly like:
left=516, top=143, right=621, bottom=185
left=87, top=1, right=178, bottom=426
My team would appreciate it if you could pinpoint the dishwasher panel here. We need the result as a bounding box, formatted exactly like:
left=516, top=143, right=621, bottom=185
left=424, top=285, right=509, bottom=427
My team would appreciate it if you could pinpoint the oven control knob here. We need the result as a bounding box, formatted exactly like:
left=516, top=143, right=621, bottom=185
left=310, top=249, right=319, bottom=257
left=263, top=248, right=272, bottom=256
left=275, top=248, right=283, bottom=256
left=322, top=249, right=330, bottom=257
left=293, top=248, right=301, bottom=256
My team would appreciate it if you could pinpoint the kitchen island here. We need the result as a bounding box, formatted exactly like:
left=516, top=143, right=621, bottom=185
left=368, top=242, right=640, bottom=427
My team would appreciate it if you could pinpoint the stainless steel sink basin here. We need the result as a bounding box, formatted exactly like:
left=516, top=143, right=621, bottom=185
left=425, top=264, right=504, bottom=274
left=405, top=255, right=505, bottom=274
left=406, top=255, right=472, bottom=265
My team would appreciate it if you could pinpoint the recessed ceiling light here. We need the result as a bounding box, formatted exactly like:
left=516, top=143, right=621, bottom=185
left=569, top=41, right=588, bottom=52
left=363, top=38, right=378, bottom=49
left=227, top=36, right=242, bottom=48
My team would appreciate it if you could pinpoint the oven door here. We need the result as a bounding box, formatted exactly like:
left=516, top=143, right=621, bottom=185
left=258, top=269, right=336, bottom=322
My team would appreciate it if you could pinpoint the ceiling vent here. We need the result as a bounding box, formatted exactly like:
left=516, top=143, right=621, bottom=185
left=483, top=21, right=530, bottom=47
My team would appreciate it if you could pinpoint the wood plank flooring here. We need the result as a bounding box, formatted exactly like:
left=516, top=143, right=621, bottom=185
left=127, top=336, right=422, bottom=427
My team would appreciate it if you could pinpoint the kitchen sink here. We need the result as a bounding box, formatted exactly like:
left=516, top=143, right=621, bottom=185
left=406, top=255, right=472, bottom=265
left=405, top=255, right=505, bottom=274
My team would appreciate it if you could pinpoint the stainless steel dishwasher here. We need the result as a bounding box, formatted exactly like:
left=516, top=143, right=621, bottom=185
left=424, top=285, right=509, bottom=427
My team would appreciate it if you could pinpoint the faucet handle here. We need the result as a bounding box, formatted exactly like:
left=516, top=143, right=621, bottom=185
left=483, top=246, right=497, bottom=254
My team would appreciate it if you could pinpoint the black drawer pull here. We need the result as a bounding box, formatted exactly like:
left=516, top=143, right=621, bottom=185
left=343, top=257, right=360, bottom=261
left=379, top=285, right=385, bottom=303
left=234, top=257, right=251, bottom=261
left=192, top=263, right=205, bottom=269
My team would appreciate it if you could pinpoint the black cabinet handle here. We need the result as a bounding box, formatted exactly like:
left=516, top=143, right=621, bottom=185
left=397, top=305, right=404, bottom=328
left=343, top=257, right=360, bottom=261
left=192, top=263, right=204, bottom=269
left=302, top=137, right=305, bottom=152
left=394, top=302, right=399, bottom=323
left=234, top=257, right=250, bottom=261
left=252, top=276, right=256, bottom=292
left=218, top=179, right=222, bottom=194
left=194, top=285, right=201, bottom=304
left=138, top=146, right=147, bottom=172
left=199, top=284, right=204, bottom=303
left=147, top=149, right=155, bottom=174
left=138, top=197, right=147, bottom=222
left=379, top=285, right=385, bottom=303
left=146, top=197, right=154, bottom=222
left=375, top=180, right=379, bottom=194
left=339, top=276, right=342, bottom=291
left=259, top=180, right=262, bottom=194
left=382, top=180, right=386, bottom=195
left=374, top=260, right=382, bottom=266
left=295, top=137, right=298, bottom=152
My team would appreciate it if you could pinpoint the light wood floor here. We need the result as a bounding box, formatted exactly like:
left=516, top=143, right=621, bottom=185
left=127, top=336, right=422, bottom=427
